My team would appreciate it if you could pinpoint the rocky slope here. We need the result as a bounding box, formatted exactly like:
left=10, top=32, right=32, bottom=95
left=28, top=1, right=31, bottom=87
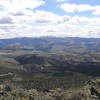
left=0, top=79, right=100, bottom=100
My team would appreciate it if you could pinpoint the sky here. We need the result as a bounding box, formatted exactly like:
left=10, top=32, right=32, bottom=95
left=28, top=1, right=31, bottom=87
left=0, top=0, right=100, bottom=38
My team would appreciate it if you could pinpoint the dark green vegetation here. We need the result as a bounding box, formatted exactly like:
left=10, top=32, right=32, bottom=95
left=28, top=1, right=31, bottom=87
left=0, top=37, right=100, bottom=99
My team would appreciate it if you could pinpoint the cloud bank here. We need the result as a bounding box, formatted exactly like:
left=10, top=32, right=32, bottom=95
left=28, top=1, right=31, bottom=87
left=0, top=0, right=100, bottom=38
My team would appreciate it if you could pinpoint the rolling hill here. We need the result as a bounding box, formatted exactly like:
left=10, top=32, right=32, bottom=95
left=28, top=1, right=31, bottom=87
left=0, top=37, right=100, bottom=99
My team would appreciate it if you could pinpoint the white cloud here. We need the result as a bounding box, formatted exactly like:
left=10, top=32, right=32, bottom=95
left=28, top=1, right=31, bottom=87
left=0, top=16, right=13, bottom=24
left=92, top=6, right=100, bottom=15
left=0, top=0, right=45, bottom=13
left=59, top=3, right=94, bottom=13
left=33, top=10, right=63, bottom=24
left=0, top=12, right=100, bottom=38
left=59, top=3, right=100, bottom=15
left=56, top=0, right=67, bottom=2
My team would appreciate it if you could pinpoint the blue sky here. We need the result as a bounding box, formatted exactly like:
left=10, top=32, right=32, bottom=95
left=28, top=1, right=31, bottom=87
left=37, top=0, right=66, bottom=15
left=0, top=0, right=100, bottom=38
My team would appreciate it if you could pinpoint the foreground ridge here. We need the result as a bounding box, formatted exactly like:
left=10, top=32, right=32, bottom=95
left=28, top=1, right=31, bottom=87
left=0, top=79, right=100, bottom=100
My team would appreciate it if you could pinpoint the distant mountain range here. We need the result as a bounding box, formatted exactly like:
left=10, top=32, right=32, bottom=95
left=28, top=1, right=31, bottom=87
left=0, top=37, right=100, bottom=53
